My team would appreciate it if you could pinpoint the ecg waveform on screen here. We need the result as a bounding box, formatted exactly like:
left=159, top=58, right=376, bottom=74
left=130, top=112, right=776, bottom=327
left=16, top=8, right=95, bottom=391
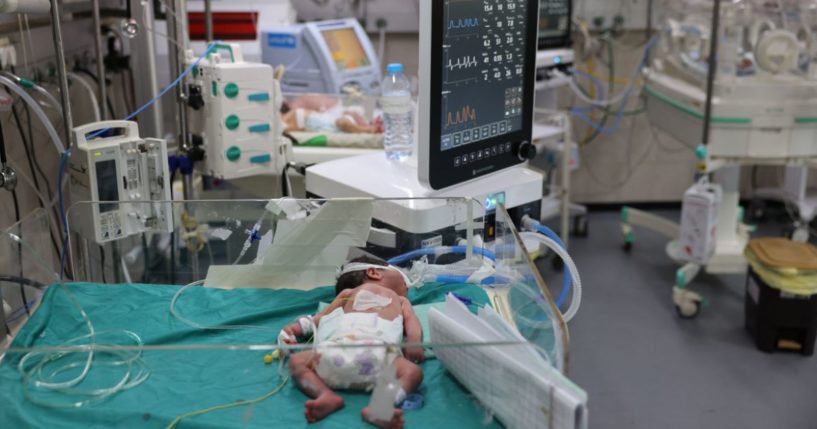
left=448, top=17, right=480, bottom=30
left=446, top=56, right=479, bottom=70
left=446, top=105, right=477, bottom=128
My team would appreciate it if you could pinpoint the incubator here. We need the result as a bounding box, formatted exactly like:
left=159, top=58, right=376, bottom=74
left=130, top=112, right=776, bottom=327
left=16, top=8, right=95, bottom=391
left=0, top=198, right=585, bottom=428
left=647, top=0, right=817, bottom=159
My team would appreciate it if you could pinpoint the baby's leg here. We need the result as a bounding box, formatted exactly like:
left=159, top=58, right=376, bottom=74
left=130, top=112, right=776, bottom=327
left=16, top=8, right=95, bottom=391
left=394, top=356, right=424, bottom=396
left=288, top=351, right=344, bottom=423
left=362, top=357, right=423, bottom=429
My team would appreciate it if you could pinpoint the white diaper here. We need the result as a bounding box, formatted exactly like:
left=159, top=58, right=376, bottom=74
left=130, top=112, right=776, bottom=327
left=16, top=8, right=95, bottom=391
left=315, top=308, right=404, bottom=390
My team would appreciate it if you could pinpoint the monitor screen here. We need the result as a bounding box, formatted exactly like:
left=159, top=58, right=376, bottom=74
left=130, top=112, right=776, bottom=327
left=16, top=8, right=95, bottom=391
left=538, top=0, right=571, bottom=46
left=439, top=0, right=528, bottom=152
left=321, top=27, right=371, bottom=71
left=419, top=0, right=538, bottom=190
left=95, top=159, right=119, bottom=213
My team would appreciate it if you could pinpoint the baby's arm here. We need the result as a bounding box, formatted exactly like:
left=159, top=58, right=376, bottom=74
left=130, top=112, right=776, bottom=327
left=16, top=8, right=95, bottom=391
left=313, top=289, right=354, bottom=326
left=401, top=297, right=424, bottom=363
left=280, top=289, right=354, bottom=343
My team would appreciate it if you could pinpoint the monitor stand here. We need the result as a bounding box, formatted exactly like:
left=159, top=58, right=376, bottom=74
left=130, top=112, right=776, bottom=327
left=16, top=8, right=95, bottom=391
left=305, top=152, right=543, bottom=253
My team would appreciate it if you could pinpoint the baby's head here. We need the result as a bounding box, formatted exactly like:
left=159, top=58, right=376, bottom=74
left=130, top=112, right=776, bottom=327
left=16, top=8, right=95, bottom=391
left=335, top=255, right=409, bottom=297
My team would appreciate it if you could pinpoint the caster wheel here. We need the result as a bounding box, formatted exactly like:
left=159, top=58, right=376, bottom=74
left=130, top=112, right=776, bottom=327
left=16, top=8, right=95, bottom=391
left=551, top=256, right=564, bottom=271
left=675, top=301, right=700, bottom=319
left=784, top=226, right=810, bottom=242
left=572, top=215, right=589, bottom=238
left=623, top=241, right=633, bottom=252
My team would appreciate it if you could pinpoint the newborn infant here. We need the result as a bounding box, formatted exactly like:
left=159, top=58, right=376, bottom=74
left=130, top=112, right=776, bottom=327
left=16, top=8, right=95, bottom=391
left=281, top=94, right=385, bottom=134
left=281, top=256, right=423, bottom=429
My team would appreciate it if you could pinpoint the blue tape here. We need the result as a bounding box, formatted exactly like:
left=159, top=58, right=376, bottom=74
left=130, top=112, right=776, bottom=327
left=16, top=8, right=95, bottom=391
left=401, top=393, right=424, bottom=410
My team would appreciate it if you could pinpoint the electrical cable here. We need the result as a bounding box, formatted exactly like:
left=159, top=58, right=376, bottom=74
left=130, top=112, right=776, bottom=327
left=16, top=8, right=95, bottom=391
left=10, top=191, right=31, bottom=316
left=57, top=149, right=70, bottom=281
left=0, top=275, right=46, bottom=289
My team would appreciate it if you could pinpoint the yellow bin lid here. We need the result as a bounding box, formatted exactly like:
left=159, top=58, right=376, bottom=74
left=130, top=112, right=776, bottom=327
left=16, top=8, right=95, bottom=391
left=746, top=238, right=817, bottom=270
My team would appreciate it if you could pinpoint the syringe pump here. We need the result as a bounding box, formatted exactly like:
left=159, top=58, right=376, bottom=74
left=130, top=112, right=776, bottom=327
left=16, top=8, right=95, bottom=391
left=69, top=121, right=173, bottom=244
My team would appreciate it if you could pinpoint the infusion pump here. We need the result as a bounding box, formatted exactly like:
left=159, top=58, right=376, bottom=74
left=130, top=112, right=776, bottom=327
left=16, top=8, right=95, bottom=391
left=69, top=121, right=173, bottom=244
left=187, top=43, right=287, bottom=180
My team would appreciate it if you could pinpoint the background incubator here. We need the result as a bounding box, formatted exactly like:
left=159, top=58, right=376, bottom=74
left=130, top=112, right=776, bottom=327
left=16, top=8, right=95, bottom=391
left=621, top=0, right=817, bottom=317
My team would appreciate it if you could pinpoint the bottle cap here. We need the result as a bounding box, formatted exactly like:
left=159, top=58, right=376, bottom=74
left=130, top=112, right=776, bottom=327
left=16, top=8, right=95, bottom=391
left=387, top=63, right=404, bottom=74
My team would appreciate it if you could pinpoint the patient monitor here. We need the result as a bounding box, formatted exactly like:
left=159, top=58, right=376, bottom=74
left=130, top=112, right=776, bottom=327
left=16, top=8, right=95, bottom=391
left=418, top=0, right=541, bottom=189
left=261, top=18, right=382, bottom=95
left=306, top=0, right=545, bottom=251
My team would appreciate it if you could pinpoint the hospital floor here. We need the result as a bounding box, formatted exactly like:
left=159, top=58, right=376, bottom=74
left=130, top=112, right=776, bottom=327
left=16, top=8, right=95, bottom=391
left=535, top=207, right=817, bottom=429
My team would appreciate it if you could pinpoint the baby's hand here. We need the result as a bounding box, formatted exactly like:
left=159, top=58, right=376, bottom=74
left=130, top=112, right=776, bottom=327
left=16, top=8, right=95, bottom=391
left=404, top=347, right=425, bottom=364
left=280, top=323, right=303, bottom=344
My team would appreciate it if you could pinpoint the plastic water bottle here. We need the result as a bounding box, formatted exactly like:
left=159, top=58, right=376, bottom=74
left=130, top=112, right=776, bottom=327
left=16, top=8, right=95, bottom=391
left=381, top=63, right=413, bottom=161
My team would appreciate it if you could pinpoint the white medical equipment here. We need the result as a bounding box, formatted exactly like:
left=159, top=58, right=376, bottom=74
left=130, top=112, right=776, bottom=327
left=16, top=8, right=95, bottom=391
left=68, top=121, right=173, bottom=244
left=679, top=182, right=722, bottom=265
left=261, top=18, right=382, bottom=95
left=186, top=43, right=288, bottom=180
left=307, top=0, right=547, bottom=252
left=623, top=0, right=817, bottom=317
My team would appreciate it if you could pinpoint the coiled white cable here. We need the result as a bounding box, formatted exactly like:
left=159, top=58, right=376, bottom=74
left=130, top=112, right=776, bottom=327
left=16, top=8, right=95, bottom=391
left=519, top=232, right=582, bottom=322
left=2, top=230, right=149, bottom=408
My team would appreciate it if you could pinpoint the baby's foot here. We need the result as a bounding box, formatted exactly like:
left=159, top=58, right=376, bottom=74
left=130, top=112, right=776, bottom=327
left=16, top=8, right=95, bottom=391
left=304, top=392, right=345, bottom=423
left=362, top=406, right=404, bottom=429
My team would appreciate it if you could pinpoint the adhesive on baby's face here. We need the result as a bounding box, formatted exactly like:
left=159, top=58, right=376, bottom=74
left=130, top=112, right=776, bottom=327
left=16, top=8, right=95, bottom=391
left=353, top=289, right=393, bottom=311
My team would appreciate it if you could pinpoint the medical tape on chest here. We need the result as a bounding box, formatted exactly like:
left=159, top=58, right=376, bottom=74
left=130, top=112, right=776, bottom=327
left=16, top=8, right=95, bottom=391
left=353, top=289, right=394, bottom=311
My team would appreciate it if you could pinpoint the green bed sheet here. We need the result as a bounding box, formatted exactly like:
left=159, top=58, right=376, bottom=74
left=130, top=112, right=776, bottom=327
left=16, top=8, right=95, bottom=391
left=0, top=282, right=500, bottom=429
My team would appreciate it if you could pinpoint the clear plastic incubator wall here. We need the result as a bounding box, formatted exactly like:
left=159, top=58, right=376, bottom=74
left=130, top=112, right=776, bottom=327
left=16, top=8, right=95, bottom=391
left=0, top=198, right=578, bottom=428
left=647, top=0, right=817, bottom=159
